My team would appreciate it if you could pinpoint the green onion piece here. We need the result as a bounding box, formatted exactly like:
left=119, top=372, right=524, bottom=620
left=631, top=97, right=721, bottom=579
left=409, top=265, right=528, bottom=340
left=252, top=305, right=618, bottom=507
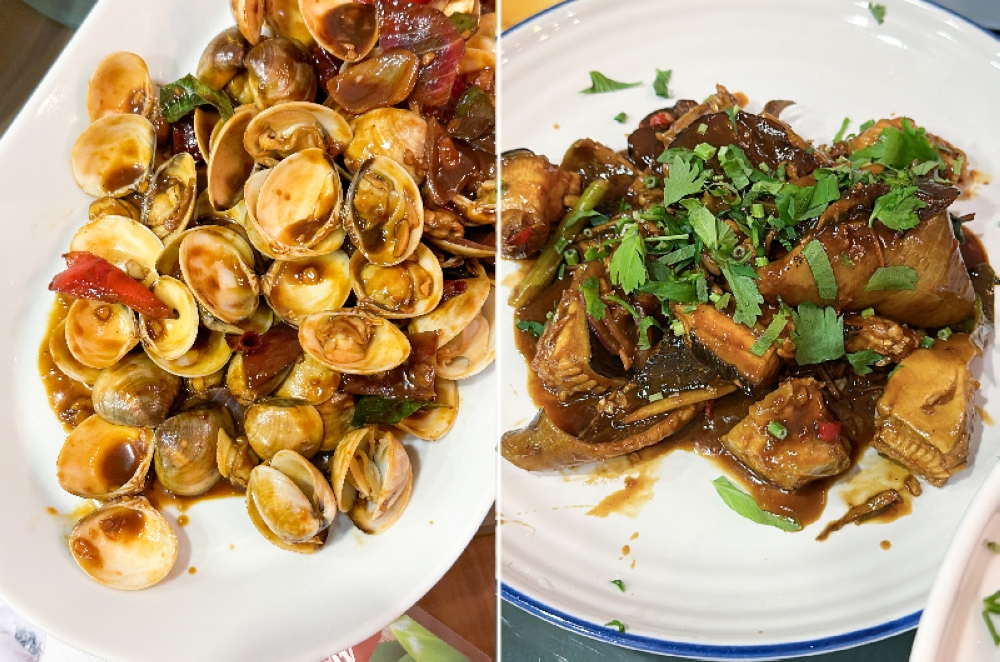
left=984, top=608, right=1000, bottom=646
left=614, top=112, right=628, bottom=123
left=564, top=247, right=580, bottom=266
left=861, top=307, right=875, bottom=318
left=767, top=421, right=787, bottom=439
left=508, top=180, right=609, bottom=309
left=937, top=327, right=953, bottom=341
left=648, top=392, right=664, bottom=402
left=988, top=541, right=1000, bottom=554
left=833, top=117, right=851, bottom=143
left=919, top=336, right=935, bottom=349
left=643, top=175, right=660, bottom=189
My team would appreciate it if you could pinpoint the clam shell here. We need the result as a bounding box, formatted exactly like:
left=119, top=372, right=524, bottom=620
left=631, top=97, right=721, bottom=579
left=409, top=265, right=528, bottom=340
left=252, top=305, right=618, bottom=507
left=300, top=0, right=378, bottom=62
left=266, top=0, right=315, bottom=46
left=299, top=309, right=411, bottom=375
left=69, top=496, right=177, bottom=590
left=64, top=300, right=139, bottom=370
left=408, top=270, right=490, bottom=345
left=142, top=153, right=197, bottom=244
left=139, top=276, right=199, bottom=361
left=395, top=378, right=459, bottom=441
left=70, top=214, right=164, bottom=287
left=247, top=449, right=337, bottom=551
left=179, top=226, right=260, bottom=324
left=261, top=250, right=351, bottom=326
left=86, top=52, right=155, bottom=122
left=316, top=392, right=355, bottom=451
left=147, top=327, right=233, bottom=378
left=196, top=26, right=249, bottom=91
left=89, top=196, right=140, bottom=222
left=330, top=427, right=412, bottom=533
left=244, top=38, right=317, bottom=109
left=71, top=114, right=156, bottom=198
left=244, top=102, right=352, bottom=164
left=350, top=243, right=442, bottom=319
left=217, top=428, right=259, bottom=489
left=344, top=155, right=424, bottom=266
left=230, top=0, right=265, bottom=45
left=435, top=285, right=495, bottom=380
left=49, top=319, right=101, bottom=385
left=207, top=105, right=258, bottom=210
left=92, top=353, right=181, bottom=427
left=274, top=353, right=341, bottom=405
left=244, top=397, right=324, bottom=461
left=57, top=414, right=153, bottom=499
left=154, top=406, right=233, bottom=496
left=344, top=108, right=426, bottom=182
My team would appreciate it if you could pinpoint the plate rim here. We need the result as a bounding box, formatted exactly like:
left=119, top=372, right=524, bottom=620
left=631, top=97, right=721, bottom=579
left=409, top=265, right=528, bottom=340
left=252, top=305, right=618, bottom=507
left=498, top=0, right=1000, bottom=656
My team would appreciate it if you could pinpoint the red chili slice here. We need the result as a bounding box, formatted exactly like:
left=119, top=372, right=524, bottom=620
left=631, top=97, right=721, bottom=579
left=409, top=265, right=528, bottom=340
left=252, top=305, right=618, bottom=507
left=507, top=227, right=533, bottom=246
left=440, top=279, right=467, bottom=303
left=48, top=252, right=171, bottom=319
left=816, top=419, right=842, bottom=442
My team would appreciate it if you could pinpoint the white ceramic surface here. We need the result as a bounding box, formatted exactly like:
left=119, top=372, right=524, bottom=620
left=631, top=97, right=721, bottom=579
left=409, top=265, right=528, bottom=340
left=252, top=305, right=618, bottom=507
left=500, top=0, right=1000, bottom=657
left=0, top=2, right=495, bottom=661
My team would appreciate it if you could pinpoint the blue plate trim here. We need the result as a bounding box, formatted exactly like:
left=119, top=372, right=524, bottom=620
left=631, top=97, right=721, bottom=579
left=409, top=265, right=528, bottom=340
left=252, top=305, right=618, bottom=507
left=500, top=0, right=993, bottom=656
left=502, top=584, right=920, bottom=658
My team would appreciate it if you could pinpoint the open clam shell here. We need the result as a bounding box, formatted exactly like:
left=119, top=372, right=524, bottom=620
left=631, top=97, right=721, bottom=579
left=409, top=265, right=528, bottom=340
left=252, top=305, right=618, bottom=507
left=64, top=300, right=139, bottom=370
left=274, top=353, right=341, bottom=405
left=344, top=155, right=424, bottom=266
left=178, top=226, right=259, bottom=324
left=244, top=397, right=324, bottom=461
left=330, top=427, right=412, bottom=533
left=89, top=197, right=140, bottom=223
left=316, top=393, right=354, bottom=451
left=261, top=250, right=351, bottom=326
left=344, top=108, right=426, bottom=182
left=408, top=268, right=490, bottom=345
left=230, top=0, right=265, bottom=45
left=142, top=152, right=197, bottom=244
left=207, top=105, right=258, bottom=210
left=300, top=0, right=378, bottom=62
left=246, top=449, right=337, bottom=552
left=139, top=276, right=199, bottom=361
left=71, top=114, right=156, bottom=198
left=395, top=378, right=459, bottom=441
left=49, top=320, right=102, bottom=385
left=57, top=414, right=154, bottom=499
left=435, top=285, right=495, bottom=380
left=266, top=0, right=315, bottom=47
left=70, top=214, right=164, bottom=287
left=249, top=148, right=344, bottom=258
left=350, top=243, right=442, bottom=319
left=299, top=309, right=411, bottom=375
left=217, top=428, right=260, bottom=489
left=69, top=496, right=177, bottom=590
left=91, top=353, right=180, bottom=428
left=147, top=327, right=233, bottom=378
left=86, top=52, right=155, bottom=122
left=244, top=102, right=352, bottom=165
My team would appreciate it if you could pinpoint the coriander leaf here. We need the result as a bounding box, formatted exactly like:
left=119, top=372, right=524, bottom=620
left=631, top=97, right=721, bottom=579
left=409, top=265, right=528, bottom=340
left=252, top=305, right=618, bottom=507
left=750, top=312, right=788, bottom=356
left=685, top=201, right=718, bottom=251
left=852, top=119, right=940, bottom=170
left=870, top=186, right=926, bottom=230
left=663, top=154, right=708, bottom=206
left=516, top=319, right=545, bottom=337
left=848, top=349, right=883, bottom=375
left=712, top=476, right=802, bottom=532
left=448, top=11, right=477, bottom=33
left=802, top=240, right=838, bottom=300
left=610, top=579, right=626, bottom=592
left=791, top=303, right=845, bottom=365
left=351, top=396, right=440, bottom=427
left=718, top=145, right=754, bottom=190
left=865, top=266, right=918, bottom=291
left=662, top=244, right=698, bottom=266
left=609, top=225, right=647, bottom=294
left=722, top=262, right=764, bottom=327
left=637, top=317, right=661, bottom=350
left=581, top=71, right=642, bottom=94
left=869, top=3, right=886, bottom=24
left=582, top=277, right=607, bottom=320
left=614, top=112, right=627, bottom=123
left=640, top=279, right=698, bottom=303
left=833, top=117, right=851, bottom=143
left=605, top=620, right=627, bottom=633
left=652, top=68, right=672, bottom=98
left=159, top=74, right=235, bottom=123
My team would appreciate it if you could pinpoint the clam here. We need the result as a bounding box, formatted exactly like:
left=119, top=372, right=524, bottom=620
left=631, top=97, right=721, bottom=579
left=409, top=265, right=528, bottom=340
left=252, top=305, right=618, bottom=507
left=92, top=353, right=180, bottom=427
left=147, top=327, right=233, bottom=378
left=89, top=197, right=140, bottom=222
left=344, top=155, right=424, bottom=266
left=265, top=0, right=315, bottom=48
left=330, top=427, right=412, bottom=534
left=299, top=309, right=411, bottom=375
left=248, top=148, right=344, bottom=258
left=217, top=429, right=259, bottom=489
left=300, top=0, right=378, bottom=62
left=344, top=108, right=426, bottom=181
left=69, top=214, right=163, bottom=286
left=230, top=0, right=265, bottom=45
left=139, top=276, right=199, bottom=361
left=274, top=353, right=341, bottom=405
left=350, top=243, right=442, bottom=319
left=243, top=102, right=352, bottom=165
left=142, top=153, right=197, bottom=243
left=179, top=226, right=259, bottom=324
left=86, top=52, right=155, bottom=122
left=68, top=496, right=177, bottom=590
left=316, top=393, right=355, bottom=451
left=71, top=114, right=156, bottom=198
left=207, top=105, right=258, bottom=210
left=154, top=406, right=233, bottom=496
left=65, top=300, right=139, bottom=369
left=426, top=232, right=496, bottom=258
left=56, top=414, right=153, bottom=499
left=408, top=265, right=490, bottom=344
left=244, top=397, right=324, bottom=461
left=49, top=320, right=102, bottom=385
left=261, top=250, right=351, bottom=325
left=436, top=285, right=494, bottom=380
left=226, top=71, right=257, bottom=106
left=186, top=368, right=226, bottom=393
left=326, top=50, right=419, bottom=115
left=395, top=377, right=458, bottom=441
left=246, top=449, right=337, bottom=553
left=196, top=26, right=249, bottom=90
left=244, top=38, right=317, bottom=109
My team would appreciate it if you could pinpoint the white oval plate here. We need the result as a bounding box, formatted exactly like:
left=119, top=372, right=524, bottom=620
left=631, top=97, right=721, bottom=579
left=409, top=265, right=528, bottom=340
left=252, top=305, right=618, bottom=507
left=499, top=0, right=1000, bottom=657
left=0, top=2, right=495, bottom=660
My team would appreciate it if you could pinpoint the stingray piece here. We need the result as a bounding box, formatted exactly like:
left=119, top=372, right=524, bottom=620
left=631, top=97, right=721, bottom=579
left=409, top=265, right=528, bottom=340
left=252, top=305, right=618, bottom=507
left=500, top=150, right=580, bottom=259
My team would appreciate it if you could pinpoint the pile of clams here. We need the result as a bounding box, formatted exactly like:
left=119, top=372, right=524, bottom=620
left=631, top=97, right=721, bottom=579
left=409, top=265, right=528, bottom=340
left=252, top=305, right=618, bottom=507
left=43, top=0, right=495, bottom=590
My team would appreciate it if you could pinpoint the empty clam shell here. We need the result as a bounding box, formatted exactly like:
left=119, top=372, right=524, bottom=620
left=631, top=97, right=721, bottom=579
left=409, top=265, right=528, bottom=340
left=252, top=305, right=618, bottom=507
left=92, top=353, right=181, bottom=428
left=350, top=242, right=442, bottom=319
left=299, top=309, right=411, bottom=375
left=57, top=414, right=153, bottom=499
left=64, top=300, right=139, bottom=370
left=408, top=269, right=490, bottom=345
left=87, top=52, right=155, bottom=122
left=139, top=276, right=199, bottom=361
left=300, top=0, right=378, bottom=62
left=261, top=250, right=351, bottom=326
left=395, top=378, right=459, bottom=441
left=147, top=327, right=233, bottom=378
left=69, top=496, right=177, bottom=590
left=344, top=155, right=424, bottom=266
left=71, top=114, right=156, bottom=198
left=69, top=214, right=163, bottom=287
left=207, top=105, right=258, bottom=211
